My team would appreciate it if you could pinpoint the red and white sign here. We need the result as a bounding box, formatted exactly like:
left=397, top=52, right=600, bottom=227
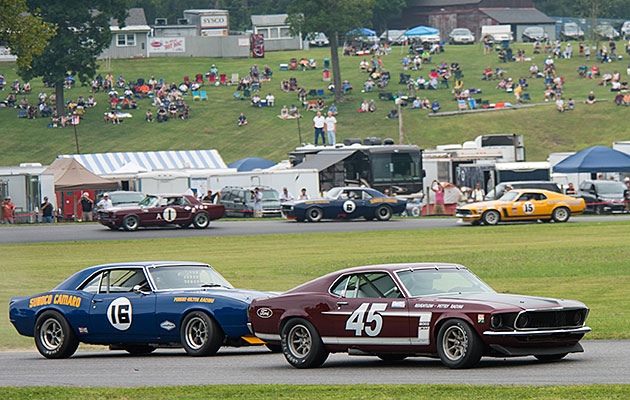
left=71, top=116, right=80, bottom=125
left=148, top=38, right=186, bottom=53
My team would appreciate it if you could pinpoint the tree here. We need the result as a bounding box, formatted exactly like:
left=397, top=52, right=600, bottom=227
left=20, top=0, right=127, bottom=113
left=372, top=0, right=407, bottom=33
left=0, top=0, right=56, bottom=71
left=287, top=0, right=374, bottom=103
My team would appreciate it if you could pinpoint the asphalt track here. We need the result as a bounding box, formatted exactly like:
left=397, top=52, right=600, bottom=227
left=1, top=215, right=629, bottom=244
left=0, top=340, right=627, bottom=386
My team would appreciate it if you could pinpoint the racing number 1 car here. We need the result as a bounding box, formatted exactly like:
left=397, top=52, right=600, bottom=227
left=9, top=262, right=273, bottom=358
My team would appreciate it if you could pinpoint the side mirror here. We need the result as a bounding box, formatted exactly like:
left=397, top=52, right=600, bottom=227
left=133, top=285, right=151, bottom=295
left=234, top=198, right=243, bottom=204
left=589, top=189, right=596, bottom=194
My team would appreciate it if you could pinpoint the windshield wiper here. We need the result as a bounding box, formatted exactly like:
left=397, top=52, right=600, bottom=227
left=201, top=283, right=228, bottom=288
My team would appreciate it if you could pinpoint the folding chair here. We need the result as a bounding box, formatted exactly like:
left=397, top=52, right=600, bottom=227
left=208, top=74, right=216, bottom=84
left=243, top=88, right=251, bottom=98
left=219, top=74, right=227, bottom=85
left=468, top=98, right=477, bottom=109
left=195, top=74, right=203, bottom=83
left=231, top=73, right=239, bottom=84
left=316, top=89, right=324, bottom=96
left=308, top=89, right=317, bottom=97
left=251, top=81, right=260, bottom=92
left=200, top=91, right=208, bottom=101
left=233, top=92, right=241, bottom=100
left=458, top=99, right=467, bottom=111
left=454, top=70, right=463, bottom=79
left=192, top=90, right=200, bottom=101
left=522, top=93, right=531, bottom=102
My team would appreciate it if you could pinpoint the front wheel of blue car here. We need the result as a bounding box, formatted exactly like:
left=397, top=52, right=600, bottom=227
left=34, top=310, right=79, bottom=359
left=181, top=311, right=223, bottom=356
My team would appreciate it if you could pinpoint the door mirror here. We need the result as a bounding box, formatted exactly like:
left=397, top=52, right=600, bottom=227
left=133, top=284, right=151, bottom=295
left=234, top=198, right=243, bottom=204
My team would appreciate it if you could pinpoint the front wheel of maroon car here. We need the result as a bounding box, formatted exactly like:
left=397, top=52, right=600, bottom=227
left=122, top=215, right=140, bottom=231
left=436, top=319, right=483, bottom=369
left=192, top=212, right=210, bottom=229
left=34, top=311, right=79, bottom=359
left=180, top=311, right=223, bottom=356
left=281, top=318, right=329, bottom=368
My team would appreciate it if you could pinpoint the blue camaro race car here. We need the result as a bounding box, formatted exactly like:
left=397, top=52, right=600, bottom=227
left=9, top=261, right=274, bottom=358
left=282, top=187, right=407, bottom=222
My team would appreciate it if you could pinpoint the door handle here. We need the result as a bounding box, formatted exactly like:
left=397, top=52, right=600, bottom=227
left=92, top=299, right=103, bottom=303
left=336, top=301, right=348, bottom=307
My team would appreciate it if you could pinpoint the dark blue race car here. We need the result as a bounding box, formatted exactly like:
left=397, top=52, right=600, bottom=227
left=9, top=261, right=274, bottom=358
left=282, top=187, right=407, bottom=222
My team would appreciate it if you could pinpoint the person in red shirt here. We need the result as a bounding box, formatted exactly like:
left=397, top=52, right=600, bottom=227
left=2, top=197, right=16, bottom=224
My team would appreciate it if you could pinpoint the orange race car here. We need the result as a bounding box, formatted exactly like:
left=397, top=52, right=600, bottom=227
left=455, top=189, right=585, bottom=225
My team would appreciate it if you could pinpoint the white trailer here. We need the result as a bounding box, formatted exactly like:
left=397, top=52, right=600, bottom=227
left=0, top=164, right=55, bottom=223
left=481, top=25, right=513, bottom=43
left=207, top=168, right=319, bottom=199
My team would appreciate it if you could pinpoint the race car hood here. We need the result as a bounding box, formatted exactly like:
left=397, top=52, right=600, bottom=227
left=459, top=200, right=509, bottom=210
left=161, top=287, right=279, bottom=303
left=431, top=292, right=583, bottom=310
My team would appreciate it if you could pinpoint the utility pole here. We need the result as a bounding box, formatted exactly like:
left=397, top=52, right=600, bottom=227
left=396, top=97, right=404, bottom=144
left=72, top=116, right=80, bottom=154
left=297, top=114, right=302, bottom=144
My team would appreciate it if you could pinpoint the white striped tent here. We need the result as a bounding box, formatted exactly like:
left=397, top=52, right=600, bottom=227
left=58, top=150, right=228, bottom=176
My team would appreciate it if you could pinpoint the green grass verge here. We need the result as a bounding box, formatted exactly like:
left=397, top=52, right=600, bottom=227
left=2, top=384, right=630, bottom=399
left=2, top=220, right=629, bottom=349
left=0, top=42, right=627, bottom=165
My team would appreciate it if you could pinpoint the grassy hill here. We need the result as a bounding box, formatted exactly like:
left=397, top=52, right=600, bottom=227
left=1, top=43, right=629, bottom=166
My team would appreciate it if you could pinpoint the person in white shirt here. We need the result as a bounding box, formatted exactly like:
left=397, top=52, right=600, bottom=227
left=97, top=194, right=113, bottom=210
left=312, top=111, right=326, bottom=145
left=324, top=111, right=337, bottom=146
left=299, top=188, right=309, bottom=200
left=280, top=187, right=294, bottom=202
left=471, top=183, right=485, bottom=202
left=265, top=93, right=275, bottom=107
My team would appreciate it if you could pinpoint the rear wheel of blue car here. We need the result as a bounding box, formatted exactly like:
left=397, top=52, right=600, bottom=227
left=181, top=311, right=222, bottom=356
left=436, top=319, right=483, bottom=369
left=306, top=207, right=323, bottom=222
left=192, top=212, right=210, bottom=229
left=281, top=318, right=329, bottom=368
left=375, top=205, right=392, bottom=221
left=34, top=311, right=79, bottom=359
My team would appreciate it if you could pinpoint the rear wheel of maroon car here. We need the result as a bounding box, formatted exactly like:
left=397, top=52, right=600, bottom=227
left=192, top=212, right=210, bottom=229
left=436, top=319, right=483, bottom=369
left=122, top=215, right=140, bottom=231
left=281, top=318, right=329, bottom=368
left=34, top=310, right=79, bottom=359
left=180, top=311, right=223, bottom=356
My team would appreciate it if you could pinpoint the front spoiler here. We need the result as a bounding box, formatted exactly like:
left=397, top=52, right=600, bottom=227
left=483, top=326, right=591, bottom=336
left=489, top=342, right=584, bottom=357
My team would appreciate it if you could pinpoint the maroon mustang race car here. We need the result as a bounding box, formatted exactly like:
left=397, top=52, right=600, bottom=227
left=249, top=263, right=591, bottom=369
left=98, top=194, right=224, bottom=231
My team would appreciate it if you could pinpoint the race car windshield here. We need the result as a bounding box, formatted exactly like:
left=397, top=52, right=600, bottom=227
left=148, top=266, right=234, bottom=290
left=139, top=195, right=159, bottom=207
left=396, top=269, right=494, bottom=297
left=324, top=188, right=344, bottom=199
left=498, top=191, right=519, bottom=201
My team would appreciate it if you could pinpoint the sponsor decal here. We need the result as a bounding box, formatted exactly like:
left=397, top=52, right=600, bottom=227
left=107, top=297, right=132, bottom=331
left=173, top=296, right=215, bottom=303
left=29, top=294, right=82, bottom=308
left=414, top=303, right=435, bottom=309
left=369, top=198, right=398, bottom=204
left=256, top=307, right=273, bottom=319
left=78, top=327, right=88, bottom=334
left=160, top=320, right=176, bottom=331
left=391, top=301, right=406, bottom=308
left=477, top=314, right=485, bottom=323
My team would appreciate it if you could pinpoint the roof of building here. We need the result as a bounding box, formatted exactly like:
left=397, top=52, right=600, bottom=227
left=110, top=8, right=148, bottom=27
left=480, top=8, right=555, bottom=24
left=251, top=14, right=288, bottom=27
left=408, top=0, right=481, bottom=6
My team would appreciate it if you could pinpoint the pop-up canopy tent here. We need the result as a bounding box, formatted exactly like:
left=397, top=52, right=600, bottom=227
left=347, top=27, right=376, bottom=37
left=553, top=145, right=630, bottom=173
left=404, top=26, right=439, bottom=37
left=44, top=158, right=118, bottom=190
left=228, top=157, right=277, bottom=172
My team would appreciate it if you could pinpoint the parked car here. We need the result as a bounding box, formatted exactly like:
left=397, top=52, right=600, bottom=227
left=560, top=23, right=585, bottom=41
left=98, top=194, right=224, bottom=231
left=282, top=187, right=406, bottom=222
left=455, top=189, right=585, bottom=225
left=522, top=26, right=548, bottom=42
left=578, top=180, right=626, bottom=214
left=379, top=30, right=406, bottom=45
left=249, top=263, right=591, bottom=369
left=622, top=21, right=630, bottom=39
left=448, top=28, right=475, bottom=44
left=485, top=181, right=561, bottom=201
left=308, top=32, right=329, bottom=47
left=9, top=261, right=274, bottom=359
left=219, top=186, right=281, bottom=217
left=595, top=23, right=620, bottom=40
left=98, top=191, right=145, bottom=208
left=481, top=25, right=513, bottom=43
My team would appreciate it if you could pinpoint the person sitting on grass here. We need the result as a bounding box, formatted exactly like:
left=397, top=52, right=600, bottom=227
left=586, top=91, right=596, bottom=104
left=179, top=104, right=190, bottom=119
left=386, top=107, right=398, bottom=119
left=146, top=109, right=153, bottom=122
left=328, top=103, right=338, bottom=116
left=238, top=112, right=248, bottom=127
left=556, top=97, right=565, bottom=112
left=567, top=98, right=575, bottom=110
left=251, top=93, right=261, bottom=107
left=409, top=97, right=422, bottom=109
left=279, top=105, right=289, bottom=119
left=157, top=106, right=168, bottom=122
left=289, top=104, right=299, bottom=118
left=316, top=98, right=325, bottom=111
left=483, top=66, right=493, bottom=80
left=358, top=100, right=369, bottom=113
left=431, top=99, right=440, bottom=113
left=368, top=99, right=376, bottom=112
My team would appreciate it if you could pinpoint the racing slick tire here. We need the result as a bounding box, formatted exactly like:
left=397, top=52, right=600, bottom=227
left=192, top=212, right=210, bottom=229
left=534, top=353, right=568, bottom=362
left=306, top=207, right=323, bottom=222
left=34, top=310, right=79, bottom=359
left=122, top=345, right=156, bottom=355
left=481, top=210, right=500, bottom=226
left=552, top=207, right=570, bottom=223
left=436, top=319, right=483, bottom=369
left=181, top=311, right=223, bottom=356
left=375, top=205, right=393, bottom=221
left=122, top=215, right=140, bottom=231
left=281, top=318, right=329, bottom=368
left=377, top=354, right=408, bottom=361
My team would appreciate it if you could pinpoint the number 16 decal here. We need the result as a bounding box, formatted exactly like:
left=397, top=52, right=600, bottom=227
left=345, top=303, right=387, bottom=336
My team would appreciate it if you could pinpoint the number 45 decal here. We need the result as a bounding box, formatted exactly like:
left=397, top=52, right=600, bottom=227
left=346, top=303, right=387, bottom=336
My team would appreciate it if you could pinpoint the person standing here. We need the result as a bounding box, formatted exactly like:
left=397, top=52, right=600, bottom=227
left=252, top=187, right=263, bottom=218
left=97, top=193, right=113, bottom=210
left=279, top=187, right=294, bottom=202
left=1, top=197, right=16, bottom=224
left=80, top=193, right=94, bottom=222
left=431, top=180, right=446, bottom=215
left=471, top=183, right=485, bottom=202
left=312, top=111, right=326, bottom=146
left=324, top=111, right=337, bottom=146
left=624, top=178, right=630, bottom=213
left=299, top=188, right=309, bottom=200
left=40, top=197, right=54, bottom=223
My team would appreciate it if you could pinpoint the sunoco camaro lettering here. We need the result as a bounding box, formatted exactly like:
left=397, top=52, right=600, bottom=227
left=249, top=263, right=591, bottom=369
left=9, top=262, right=274, bottom=358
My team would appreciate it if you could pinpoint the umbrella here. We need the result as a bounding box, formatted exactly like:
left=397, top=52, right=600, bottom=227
left=228, top=157, right=277, bottom=172
left=404, top=26, right=439, bottom=37
left=553, top=146, right=630, bottom=173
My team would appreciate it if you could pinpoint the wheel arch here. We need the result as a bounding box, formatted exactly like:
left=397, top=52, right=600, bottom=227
left=178, top=307, right=226, bottom=338
left=432, top=314, right=478, bottom=344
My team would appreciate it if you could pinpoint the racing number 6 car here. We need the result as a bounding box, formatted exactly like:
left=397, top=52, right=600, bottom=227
left=9, top=262, right=273, bottom=358
left=249, top=263, right=591, bottom=369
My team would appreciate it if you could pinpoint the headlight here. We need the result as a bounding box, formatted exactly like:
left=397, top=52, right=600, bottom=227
left=490, top=315, right=503, bottom=329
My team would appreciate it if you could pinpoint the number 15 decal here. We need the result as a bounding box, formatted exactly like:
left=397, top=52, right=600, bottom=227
left=345, top=303, right=387, bottom=336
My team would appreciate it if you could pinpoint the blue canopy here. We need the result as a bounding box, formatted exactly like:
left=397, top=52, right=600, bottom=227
left=404, top=26, right=439, bottom=37
left=553, top=146, right=630, bottom=173
left=347, top=27, right=376, bottom=37
left=228, top=157, right=276, bottom=172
